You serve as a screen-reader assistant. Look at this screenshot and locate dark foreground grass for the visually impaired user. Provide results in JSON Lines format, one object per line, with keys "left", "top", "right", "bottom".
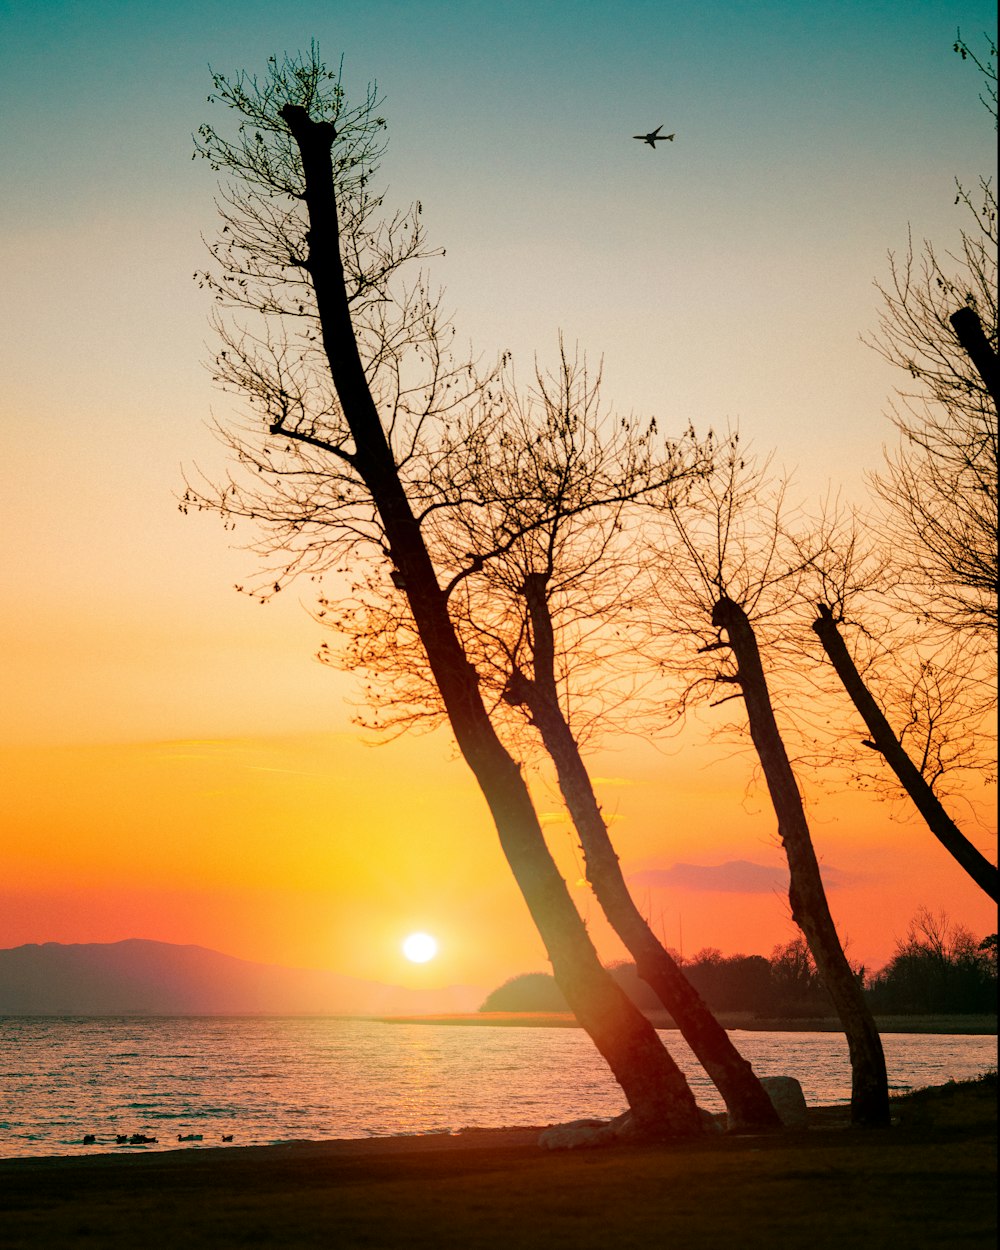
{"left": 1, "top": 1074, "right": 995, "bottom": 1250}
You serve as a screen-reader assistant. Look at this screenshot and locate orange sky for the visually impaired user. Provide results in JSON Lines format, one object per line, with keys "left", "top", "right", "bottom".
{"left": 2, "top": 723, "right": 994, "bottom": 991}
{"left": 0, "top": 3, "right": 995, "bottom": 996}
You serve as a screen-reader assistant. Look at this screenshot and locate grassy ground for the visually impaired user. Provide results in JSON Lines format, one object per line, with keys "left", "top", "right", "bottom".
{"left": 1, "top": 1074, "right": 994, "bottom": 1249}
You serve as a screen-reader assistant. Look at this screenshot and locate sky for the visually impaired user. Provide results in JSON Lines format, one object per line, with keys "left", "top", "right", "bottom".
{"left": 0, "top": 0, "right": 996, "bottom": 997}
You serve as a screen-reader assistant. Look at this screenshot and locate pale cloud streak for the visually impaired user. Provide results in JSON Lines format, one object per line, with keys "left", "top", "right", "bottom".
{"left": 629, "top": 859, "right": 852, "bottom": 895}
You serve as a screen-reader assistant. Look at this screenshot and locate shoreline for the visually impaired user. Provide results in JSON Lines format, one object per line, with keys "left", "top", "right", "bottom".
{"left": 3, "top": 1124, "right": 552, "bottom": 1168}
{"left": 2, "top": 1078, "right": 994, "bottom": 1249}
{"left": 374, "top": 1010, "right": 999, "bottom": 1035}
{"left": 1, "top": 1072, "right": 988, "bottom": 1166}
{"left": 4, "top": 1100, "right": 868, "bottom": 1167}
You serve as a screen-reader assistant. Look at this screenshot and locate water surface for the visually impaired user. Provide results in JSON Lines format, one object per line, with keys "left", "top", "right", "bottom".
{"left": 1, "top": 1016, "right": 994, "bottom": 1157}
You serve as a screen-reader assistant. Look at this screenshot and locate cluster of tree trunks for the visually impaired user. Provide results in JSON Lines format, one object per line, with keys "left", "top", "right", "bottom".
{"left": 201, "top": 69, "right": 998, "bottom": 1141}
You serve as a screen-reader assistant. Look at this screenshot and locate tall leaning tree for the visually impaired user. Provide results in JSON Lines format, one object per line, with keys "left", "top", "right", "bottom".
{"left": 419, "top": 360, "right": 782, "bottom": 1131}
{"left": 652, "top": 449, "right": 890, "bottom": 1127}
{"left": 793, "top": 509, "right": 998, "bottom": 903}
{"left": 186, "top": 48, "right": 704, "bottom": 1137}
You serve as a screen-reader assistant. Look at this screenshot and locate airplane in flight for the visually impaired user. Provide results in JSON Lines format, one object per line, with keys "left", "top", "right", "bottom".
{"left": 633, "top": 125, "right": 675, "bottom": 148}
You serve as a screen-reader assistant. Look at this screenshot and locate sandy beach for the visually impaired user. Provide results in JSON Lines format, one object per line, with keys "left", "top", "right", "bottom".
{"left": 2, "top": 1077, "right": 994, "bottom": 1249}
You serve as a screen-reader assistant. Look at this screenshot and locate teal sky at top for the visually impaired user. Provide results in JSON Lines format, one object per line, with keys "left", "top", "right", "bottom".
{"left": 0, "top": 0, "right": 996, "bottom": 745}
{"left": 3, "top": 1, "right": 993, "bottom": 217}
{"left": 3, "top": 1, "right": 994, "bottom": 423}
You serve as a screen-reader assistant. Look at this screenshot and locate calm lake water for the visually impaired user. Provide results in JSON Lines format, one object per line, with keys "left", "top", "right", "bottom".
{"left": 0, "top": 1016, "right": 995, "bottom": 1158}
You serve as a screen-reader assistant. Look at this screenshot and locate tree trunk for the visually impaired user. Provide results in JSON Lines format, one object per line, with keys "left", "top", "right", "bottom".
{"left": 949, "top": 306, "right": 1000, "bottom": 408}
{"left": 503, "top": 573, "right": 782, "bottom": 1130}
{"left": 712, "top": 595, "right": 890, "bottom": 1127}
{"left": 279, "top": 104, "right": 703, "bottom": 1137}
{"left": 813, "top": 604, "right": 998, "bottom": 902}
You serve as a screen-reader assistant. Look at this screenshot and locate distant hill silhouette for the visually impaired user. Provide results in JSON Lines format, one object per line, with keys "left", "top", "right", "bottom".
{"left": 479, "top": 972, "right": 570, "bottom": 1012}
{"left": 0, "top": 939, "right": 482, "bottom": 1016}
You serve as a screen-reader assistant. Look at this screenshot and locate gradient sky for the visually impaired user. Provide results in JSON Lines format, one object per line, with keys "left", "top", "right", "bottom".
{"left": 1, "top": 0, "right": 996, "bottom": 992}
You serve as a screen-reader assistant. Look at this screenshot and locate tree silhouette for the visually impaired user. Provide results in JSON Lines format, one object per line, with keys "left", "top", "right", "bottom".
{"left": 787, "top": 505, "right": 998, "bottom": 903}
{"left": 653, "top": 449, "right": 890, "bottom": 1126}
{"left": 415, "top": 360, "right": 782, "bottom": 1129}
{"left": 187, "top": 47, "right": 704, "bottom": 1137}
{"left": 866, "top": 35, "right": 997, "bottom": 641}
{"left": 312, "top": 337, "right": 782, "bottom": 1127}
{"left": 866, "top": 907, "right": 998, "bottom": 1014}
{"left": 812, "top": 603, "right": 998, "bottom": 901}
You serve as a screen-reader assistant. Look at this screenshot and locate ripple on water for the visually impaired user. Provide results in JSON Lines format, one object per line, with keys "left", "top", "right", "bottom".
{"left": 0, "top": 1016, "right": 994, "bottom": 1157}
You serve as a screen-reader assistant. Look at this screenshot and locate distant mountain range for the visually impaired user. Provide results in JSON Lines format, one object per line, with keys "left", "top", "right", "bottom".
{"left": 0, "top": 939, "right": 484, "bottom": 1016}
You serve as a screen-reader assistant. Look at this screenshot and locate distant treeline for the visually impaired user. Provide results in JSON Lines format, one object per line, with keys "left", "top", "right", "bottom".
{"left": 480, "top": 917, "right": 998, "bottom": 1018}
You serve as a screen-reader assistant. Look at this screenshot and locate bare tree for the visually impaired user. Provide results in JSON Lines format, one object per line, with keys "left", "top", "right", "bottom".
{"left": 410, "top": 358, "right": 782, "bottom": 1130}
{"left": 323, "top": 347, "right": 683, "bottom": 745}
{"left": 503, "top": 577, "right": 781, "bottom": 1130}
{"left": 685, "top": 39, "right": 1000, "bottom": 918}
{"left": 654, "top": 449, "right": 891, "bottom": 1126}
{"left": 187, "top": 48, "right": 705, "bottom": 1137}
{"left": 710, "top": 597, "right": 889, "bottom": 1126}
{"left": 811, "top": 603, "right": 997, "bottom": 901}
{"left": 866, "top": 35, "right": 998, "bottom": 640}
{"left": 787, "top": 504, "right": 998, "bottom": 902}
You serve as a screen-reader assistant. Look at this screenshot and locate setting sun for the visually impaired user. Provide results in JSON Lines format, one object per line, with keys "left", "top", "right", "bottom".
{"left": 402, "top": 933, "right": 438, "bottom": 963}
